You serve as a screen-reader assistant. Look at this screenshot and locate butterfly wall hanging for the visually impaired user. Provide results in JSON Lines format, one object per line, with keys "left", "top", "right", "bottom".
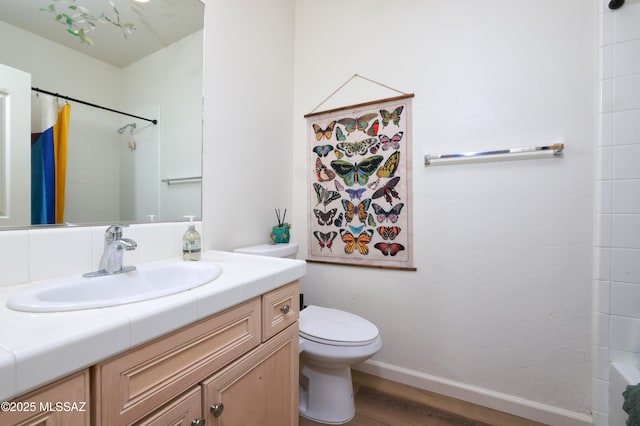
{"left": 305, "top": 93, "right": 415, "bottom": 270}
{"left": 312, "top": 121, "right": 336, "bottom": 141}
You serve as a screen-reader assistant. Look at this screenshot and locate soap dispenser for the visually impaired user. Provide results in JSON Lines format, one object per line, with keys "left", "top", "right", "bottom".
{"left": 182, "top": 215, "right": 201, "bottom": 261}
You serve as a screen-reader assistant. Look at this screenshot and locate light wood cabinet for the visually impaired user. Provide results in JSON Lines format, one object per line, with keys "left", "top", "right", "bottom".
{"left": 91, "top": 297, "right": 262, "bottom": 425}
{"left": 0, "top": 370, "right": 90, "bottom": 426}
{"left": 134, "top": 387, "right": 202, "bottom": 426}
{"left": 1, "top": 282, "right": 300, "bottom": 426}
{"left": 203, "top": 323, "right": 299, "bottom": 425}
{"left": 262, "top": 282, "right": 299, "bottom": 341}
{"left": 93, "top": 280, "right": 300, "bottom": 425}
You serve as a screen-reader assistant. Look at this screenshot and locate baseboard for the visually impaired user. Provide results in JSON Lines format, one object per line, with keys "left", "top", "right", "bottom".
{"left": 354, "top": 360, "right": 593, "bottom": 426}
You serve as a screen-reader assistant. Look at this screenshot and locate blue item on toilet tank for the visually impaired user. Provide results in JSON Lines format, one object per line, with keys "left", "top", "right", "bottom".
{"left": 624, "top": 383, "right": 640, "bottom": 426}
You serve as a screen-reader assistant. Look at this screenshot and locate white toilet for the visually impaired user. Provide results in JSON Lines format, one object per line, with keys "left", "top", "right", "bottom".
{"left": 232, "top": 241, "right": 300, "bottom": 259}
{"left": 233, "top": 242, "right": 383, "bottom": 425}
{"left": 298, "top": 305, "right": 382, "bottom": 424}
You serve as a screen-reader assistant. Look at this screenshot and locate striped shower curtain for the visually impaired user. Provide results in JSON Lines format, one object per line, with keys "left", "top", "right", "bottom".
{"left": 31, "top": 94, "right": 70, "bottom": 225}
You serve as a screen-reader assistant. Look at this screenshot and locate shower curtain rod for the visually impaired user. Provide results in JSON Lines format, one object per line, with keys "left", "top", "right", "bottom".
{"left": 31, "top": 87, "right": 158, "bottom": 125}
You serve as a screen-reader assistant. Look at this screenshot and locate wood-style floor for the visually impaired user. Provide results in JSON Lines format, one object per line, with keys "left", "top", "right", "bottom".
{"left": 299, "top": 371, "right": 548, "bottom": 426}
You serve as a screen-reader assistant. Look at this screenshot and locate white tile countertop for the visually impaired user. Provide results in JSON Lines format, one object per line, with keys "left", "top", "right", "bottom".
{"left": 0, "top": 250, "right": 306, "bottom": 401}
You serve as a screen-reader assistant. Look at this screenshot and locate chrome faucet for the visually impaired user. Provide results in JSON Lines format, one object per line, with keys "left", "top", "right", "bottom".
{"left": 83, "top": 225, "right": 137, "bottom": 278}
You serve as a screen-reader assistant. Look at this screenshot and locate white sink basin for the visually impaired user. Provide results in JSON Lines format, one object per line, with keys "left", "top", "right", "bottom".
{"left": 6, "top": 261, "right": 222, "bottom": 312}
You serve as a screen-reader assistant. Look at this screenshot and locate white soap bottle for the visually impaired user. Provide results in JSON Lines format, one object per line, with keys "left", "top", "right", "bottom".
{"left": 182, "top": 215, "right": 201, "bottom": 261}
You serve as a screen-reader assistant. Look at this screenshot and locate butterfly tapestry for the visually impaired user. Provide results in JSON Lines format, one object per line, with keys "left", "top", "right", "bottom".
{"left": 371, "top": 132, "right": 404, "bottom": 153}
{"left": 315, "top": 158, "right": 335, "bottom": 182}
{"left": 313, "top": 145, "right": 334, "bottom": 157}
{"left": 374, "top": 241, "right": 405, "bottom": 256}
{"left": 337, "top": 113, "right": 377, "bottom": 134}
{"left": 313, "top": 208, "right": 337, "bottom": 226}
{"left": 306, "top": 94, "right": 414, "bottom": 269}
{"left": 312, "top": 121, "right": 337, "bottom": 141}
{"left": 345, "top": 188, "right": 366, "bottom": 200}
{"left": 340, "top": 229, "right": 373, "bottom": 255}
{"left": 372, "top": 202, "right": 404, "bottom": 223}
{"left": 379, "top": 106, "right": 404, "bottom": 128}
{"left": 366, "top": 120, "right": 379, "bottom": 136}
{"left": 330, "top": 155, "right": 383, "bottom": 187}
{"left": 372, "top": 176, "right": 401, "bottom": 204}
{"left": 376, "top": 151, "right": 400, "bottom": 178}
{"left": 342, "top": 198, "right": 371, "bottom": 223}
{"left": 374, "top": 225, "right": 404, "bottom": 256}
{"left": 336, "top": 138, "right": 378, "bottom": 157}
{"left": 313, "top": 231, "right": 337, "bottom": 251}
{"left": 313, "top": 183, "right": 341, "bottom": 207}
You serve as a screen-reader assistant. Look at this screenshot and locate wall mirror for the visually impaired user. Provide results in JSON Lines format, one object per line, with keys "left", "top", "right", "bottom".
{"left": 0, "top": 0, "right": 204, "bottom": 229}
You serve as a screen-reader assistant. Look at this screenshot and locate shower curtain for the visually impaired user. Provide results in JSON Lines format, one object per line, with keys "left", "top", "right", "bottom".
{"left": 31, "top": 93, "right": 70, "bottom": 225}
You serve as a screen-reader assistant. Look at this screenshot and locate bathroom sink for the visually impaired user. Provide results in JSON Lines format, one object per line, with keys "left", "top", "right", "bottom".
{"left": 6, "top": 261, "right": 222, "bottom": 313}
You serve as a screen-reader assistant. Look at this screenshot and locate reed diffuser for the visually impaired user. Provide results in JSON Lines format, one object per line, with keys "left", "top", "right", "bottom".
{"left": 271, "top": 208, "right": 291, "bottom": 244}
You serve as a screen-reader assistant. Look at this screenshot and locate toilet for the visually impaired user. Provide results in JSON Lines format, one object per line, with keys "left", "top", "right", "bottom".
{"left": 232, "top": 241, "right": 300, "bottom": 259}
{"left": 233, "top": 242, "right": 383, "bottom": 425}
{"left": 298, "top": 305, "right": 382, "bottom": 424}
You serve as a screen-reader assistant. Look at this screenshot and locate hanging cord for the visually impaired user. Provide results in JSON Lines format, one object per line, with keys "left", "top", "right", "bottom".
{"left": 308, "top": 73, "right": 409, "bottom": 115}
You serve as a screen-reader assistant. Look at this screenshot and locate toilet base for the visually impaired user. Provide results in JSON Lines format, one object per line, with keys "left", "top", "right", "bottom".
{"left": 299, "top": 359, "right": 355, "bottom": 424}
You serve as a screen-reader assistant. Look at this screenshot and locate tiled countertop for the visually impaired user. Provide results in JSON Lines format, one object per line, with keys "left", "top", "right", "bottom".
{"left": 0, "top": 250, "right": 306, "bottom": 401}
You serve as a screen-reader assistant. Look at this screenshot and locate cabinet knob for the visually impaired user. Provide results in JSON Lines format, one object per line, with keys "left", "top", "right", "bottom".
{"left": 280, "top": 304, "right": 290, "bottom": 314}
{"left": 210, "top": 403, "right": 224, "bottom": 417}
{"left": 191, "top": 419, "right": 205, "bottom": 426}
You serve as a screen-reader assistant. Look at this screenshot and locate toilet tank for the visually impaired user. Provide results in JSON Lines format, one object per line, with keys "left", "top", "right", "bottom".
{"left": 233, "top": 242, "right": 299, "bottom": 259}
{"left": 610, "top": 362, "right": 640, "bottom": 426}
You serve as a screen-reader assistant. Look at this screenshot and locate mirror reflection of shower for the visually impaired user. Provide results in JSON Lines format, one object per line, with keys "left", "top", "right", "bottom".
{"left": 117, "top": 123, "right": 137, "bottom": 151}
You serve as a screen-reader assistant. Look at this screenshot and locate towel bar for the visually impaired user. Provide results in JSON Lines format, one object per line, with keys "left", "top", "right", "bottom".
{"left": 424, "top": 143, "right": 564, "bottom": 166}
{"left": 161, "top": 176, "right": 202, "bottom": 185}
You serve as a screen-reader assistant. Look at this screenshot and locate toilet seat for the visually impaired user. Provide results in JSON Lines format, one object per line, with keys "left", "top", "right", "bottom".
{"left": 299, "top": 305, "right": 379, "bottom": 347}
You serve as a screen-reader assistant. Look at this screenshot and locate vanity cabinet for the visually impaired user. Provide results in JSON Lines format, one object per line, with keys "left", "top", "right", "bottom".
{"left": 203, "top": 323, "right": 298, "bottom": 425}
{"left": 92, "top": 281, "right": 300, "bottom": 425}
{"left": 134, "top": 387, "right": 202, "bottom": 426}
{"left": 0, "top": 370, "right": 90, "bottom": 425}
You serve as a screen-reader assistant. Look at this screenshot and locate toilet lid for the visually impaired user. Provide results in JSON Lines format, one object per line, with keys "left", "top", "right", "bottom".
{"left": 299, "top": 305, "right": 380, "bottom": 347}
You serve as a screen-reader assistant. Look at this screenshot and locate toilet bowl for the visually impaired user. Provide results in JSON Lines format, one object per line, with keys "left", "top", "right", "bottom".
{"left": 298, "top": 305, "right": 382, "bottom": 424}
{"left": 233, "top": 242, "right": 382, "bottom": 425}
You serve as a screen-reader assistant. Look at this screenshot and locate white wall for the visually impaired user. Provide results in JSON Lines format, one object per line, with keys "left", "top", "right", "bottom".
{"left": 201, "top": 0, "right": 295, "bottom": 250}
{"left": 292, "top": 1, "right": 596, "bottom": 424}
{"left": 594, "top": 1, "right": 640, "bottom": 424}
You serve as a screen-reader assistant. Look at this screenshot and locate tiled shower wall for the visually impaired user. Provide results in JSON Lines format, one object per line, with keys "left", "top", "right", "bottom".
{"left": 594, "top": 1, "right": 640, "bottom": 424}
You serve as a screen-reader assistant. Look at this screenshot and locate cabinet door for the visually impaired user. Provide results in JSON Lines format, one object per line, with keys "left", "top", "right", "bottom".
{"left": 0, "top": 370, "right": 90, "bottom": 426}
{"left": 202, "top": 323, "right": 299, "bottom": 426}
{"left": 134, "top": 387, "right": 202, "bottom": 426}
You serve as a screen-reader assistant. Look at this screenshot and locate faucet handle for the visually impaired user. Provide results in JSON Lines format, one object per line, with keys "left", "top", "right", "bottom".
{"left": 105, "top": 224, "right": 129, "bottom": 240}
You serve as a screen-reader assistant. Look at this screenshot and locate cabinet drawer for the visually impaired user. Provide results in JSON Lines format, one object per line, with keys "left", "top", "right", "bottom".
{"left": 0, "top": 370, "right": 90, "bottom": 425}
{"left": 92, "top": 297, "right": 261, "bottom": 425}
{"left": 262, "top": 281, "right": 299, "bottom": 341}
